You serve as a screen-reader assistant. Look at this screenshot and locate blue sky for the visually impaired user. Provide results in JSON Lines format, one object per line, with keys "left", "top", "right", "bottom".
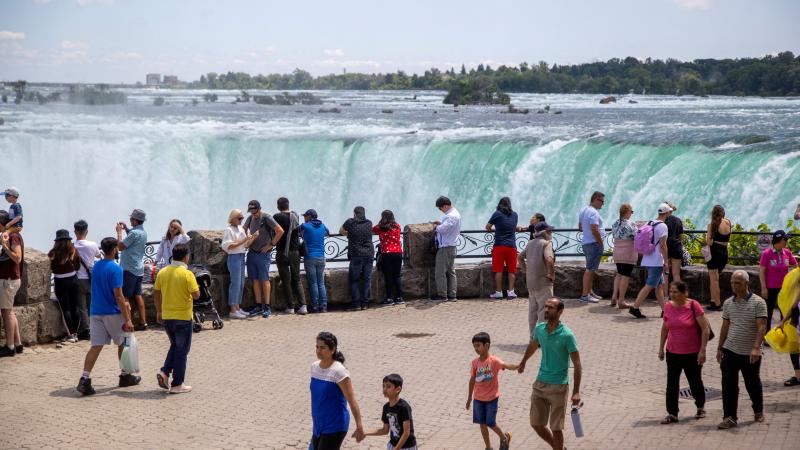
{"left": 1, "top": 0, "right": 798, "bottom": 83}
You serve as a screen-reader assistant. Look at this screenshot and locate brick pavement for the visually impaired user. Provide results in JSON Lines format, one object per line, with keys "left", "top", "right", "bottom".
{"left": 1, "top": 298, "right": 799, "bottom": 450}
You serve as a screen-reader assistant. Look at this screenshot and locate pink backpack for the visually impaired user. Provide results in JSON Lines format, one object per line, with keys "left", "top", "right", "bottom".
{"left": 634, "top": 221, "right": 662, "bottom": 255}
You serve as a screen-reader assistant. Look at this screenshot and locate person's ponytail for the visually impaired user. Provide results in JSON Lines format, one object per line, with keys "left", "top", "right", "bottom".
{"left": 333, "top": 350, "right": 346, "bottom": 364}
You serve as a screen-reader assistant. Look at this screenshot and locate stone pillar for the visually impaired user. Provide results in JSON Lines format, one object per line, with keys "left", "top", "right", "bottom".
{"left": 404, "top": 223, "right": 436, "bottom": 269}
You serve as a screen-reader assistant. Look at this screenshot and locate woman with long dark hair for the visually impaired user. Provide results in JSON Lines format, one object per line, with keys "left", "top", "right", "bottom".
{"left": 705, "top": 205, "right": 731, "bottom": 310}
{"left": 155, "top": 219, "right": 190, "bottom": 269}
{"left": 310, "top": 331, "right": 364, "bottom": 449}
{"left": 486, "top": 197, "right": 519, "bottom": 300}
{"left": 48, "top": 229, "right": 82, "bottom": 342}
{"left": 373, "top": 210, "right": 404, "bottom": 305}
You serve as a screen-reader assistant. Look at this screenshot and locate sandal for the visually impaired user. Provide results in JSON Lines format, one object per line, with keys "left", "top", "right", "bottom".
{"left": 660, "top": 414, "right": 679, "bottom": 424}
{"left": 784, "top": 376, "right": 800, "bottom": 386}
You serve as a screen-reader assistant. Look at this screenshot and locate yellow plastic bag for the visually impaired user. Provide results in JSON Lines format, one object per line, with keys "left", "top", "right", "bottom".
{"left": 765, "top": 324, "right": 799, "bottom": 354}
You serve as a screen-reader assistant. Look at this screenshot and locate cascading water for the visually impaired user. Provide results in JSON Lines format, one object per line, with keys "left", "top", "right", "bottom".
{"left": 1, "top": 89, "right": 798, "bottom": 252}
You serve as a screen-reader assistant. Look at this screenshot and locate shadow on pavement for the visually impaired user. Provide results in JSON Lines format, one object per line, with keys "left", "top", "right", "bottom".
{"left": 109, "top": 389, "right": 167, "bottom": 400}
{"left": 49, "top": 385, "right": 116, "bottom": 398}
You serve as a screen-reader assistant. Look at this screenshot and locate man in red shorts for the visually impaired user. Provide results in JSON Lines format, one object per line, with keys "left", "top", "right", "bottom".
{"left": 486, "top": 197, "right": 520, "bottom": 300}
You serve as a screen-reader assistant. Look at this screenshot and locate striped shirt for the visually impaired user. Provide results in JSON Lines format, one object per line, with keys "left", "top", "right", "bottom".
{"left": 721, "top": 293, "right": 768, "bottom": 356}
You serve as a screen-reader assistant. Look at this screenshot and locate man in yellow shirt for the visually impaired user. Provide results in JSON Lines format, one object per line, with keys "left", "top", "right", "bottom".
{"left": 154, "top": 243, "right": 199, "bottom": 394}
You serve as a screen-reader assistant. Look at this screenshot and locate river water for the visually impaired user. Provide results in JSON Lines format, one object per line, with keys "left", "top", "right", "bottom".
{"left": 1, "top": 89, "right": 799, "bottom": 252}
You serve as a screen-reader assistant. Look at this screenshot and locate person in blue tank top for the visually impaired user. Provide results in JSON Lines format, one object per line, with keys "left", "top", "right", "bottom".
{"left": 310, "top": 331, "right": 364, "bottom": 449}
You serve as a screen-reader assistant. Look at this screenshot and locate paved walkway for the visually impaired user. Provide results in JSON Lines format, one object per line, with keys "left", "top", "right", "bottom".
{"left": 1, "top": 298, "right": 799, "bottom": 450}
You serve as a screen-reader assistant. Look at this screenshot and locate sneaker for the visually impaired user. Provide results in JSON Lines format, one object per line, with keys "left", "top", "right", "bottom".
{"left": 706, "top": 303, "right": 722, "bottom": 312}
{"left": 0, "top": 346, "right": 15, "bottom": 358}
{"left": 628, "top": 307, "right": 646, "bottom": 319}
{"left": 65, "top": 334, "right": 79, "bottom": 343}
{"left": 430, "top": 295, "right": 446, "bottom": 301}
{"left": 119, "top": 373, "right": 142, "bottom": 387}
{"left": 660, "top": 414, "right": 679, "bottom": 424}
{"left": 589, "top": 291, "right": 602, "bottom": 300}
{"left": 320, "top": 307, "right": 328, "bottom": 313}
{"left": 156, "top": 371, "right": 170, "bottom": 390}
{"left": 297, "top": 305, "right": 308, "bottom": 315}
{"left": 394, "top": 297, "right": 405, "bottom": 305}
{"left": 380, "top": 298, "right": 395, "bottom": 306}
{"left": 447, "top": 297, "right": 458, "bottom": 302}
{"left": 231, "top": 310, "right": 247, "bottom": 319}
{"left": 15, "top": 344, "right": 23, "bottom": 354}
{"left": 580, "top": 295, "right": 599, "bottom": 303}
{"left": 717, "top": 417, "right": 737, "bottom": 429}
{"left": 285, "top": 308, "right": 295, "bottom": 315}
{"left": 754, "top": 412, "right": 764, "bottom": 423}
{"left": 695, "top": 409, "right": 706, "bottom": 419}
{"left": 77, "top": 377, "right": 96, "bottom": 396}
{"left": 248, "top": 306, "right": 263, "bottom": 317}
{"left": 507, "top": 290, "right": 518, "bottom": 299}
{"left": 261, "top": 306, "right": 271, "bottom": 318}
{"left": 499, "top": 431, "right": 512, "bottom": 450}
{"left": 489, "top": 291, "right": 504, "bottom": 300}
{"left": 133, "top": 323, "right": 148, "bottom": 332}
{"left": 169, "top": 384, "right": 192, "bottom": 394}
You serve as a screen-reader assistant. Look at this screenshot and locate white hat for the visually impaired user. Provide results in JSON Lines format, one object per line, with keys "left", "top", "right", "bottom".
{"left": 657, "top": 203, "right": 673, "bottom": 214}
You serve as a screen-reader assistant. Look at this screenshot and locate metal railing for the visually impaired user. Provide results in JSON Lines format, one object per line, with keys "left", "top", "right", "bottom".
{"left": 142, "top": 229, "right": 798, "bottom": 266}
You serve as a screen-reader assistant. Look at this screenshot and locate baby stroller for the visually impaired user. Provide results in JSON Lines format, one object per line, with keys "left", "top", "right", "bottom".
{"left": 189, "top": 264, "right": 223, "bottom": 333}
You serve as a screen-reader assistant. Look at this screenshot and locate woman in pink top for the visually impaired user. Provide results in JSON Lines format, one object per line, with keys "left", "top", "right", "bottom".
{"left": 658, "top": 281, "right": 711, "bottom": 424}
{"left": 759, "top": 229, "right": 799, "bottom": 386}
{"left": 759, "top": 230, "right": 797, "bottom": 331}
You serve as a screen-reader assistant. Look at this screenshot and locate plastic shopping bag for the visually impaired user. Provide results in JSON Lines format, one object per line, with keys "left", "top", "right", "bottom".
{"left": 764, "top": 324, "right": 799, "bottom": 354}
{"left": 119, "top": 332, "right": 140, "bottom": 374}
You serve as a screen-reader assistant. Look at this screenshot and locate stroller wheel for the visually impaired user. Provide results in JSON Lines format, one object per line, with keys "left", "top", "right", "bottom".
{"left": 200, "top": 313, "right": 206, "bottom": 322}
{"left": 192, "top": 323, "right": 202, "bottom": 333}
{"left": 217, "top": 320, "right": 223, "bottom": 329}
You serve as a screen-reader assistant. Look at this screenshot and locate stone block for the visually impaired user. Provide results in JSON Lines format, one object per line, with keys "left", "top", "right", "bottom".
{"left": 404, "top": 223, "right": 436, "bottom": 269}
{"left": 455, "top": 264, "right": 484, "bottom": 298}
{"left": 188, "top": 230, "right": 227, "bottom": 275}
{"left": 37, "top": 300, "right": 68, "bottom": 343}
{"left": 15, "top": 248, "right": 52, "bottom": 305}
{"left": 401, "top": 267, "right": 431, "bottom": 299}
{"left": 326, "top": 268, "right": 351, "bottom": 305}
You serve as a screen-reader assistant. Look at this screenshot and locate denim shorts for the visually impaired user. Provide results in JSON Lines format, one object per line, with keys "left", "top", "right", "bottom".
{"left": 582, "top": 242, "right": 603, "bottom": 271}
{"left": 645, "top": 266, "right": 664, "bottom": 287}
{"left": 122, "top": 271, "right": 143, "bottom": 299}
{"left": 246, "top": 250, "right": 272, "bottom": 281}
{"left": 472, "top": 397, "right": 499, "bottom": 426}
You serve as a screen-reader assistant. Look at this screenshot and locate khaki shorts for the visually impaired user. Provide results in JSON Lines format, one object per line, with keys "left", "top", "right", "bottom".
{"left": 0, "top": 278, "right": 21, "bottom": 309}
{"left": 89, "top": 314, "right": 126, "bottom": 346}
{"left": 530, "top": 380, "right": 569, "bottom": 431}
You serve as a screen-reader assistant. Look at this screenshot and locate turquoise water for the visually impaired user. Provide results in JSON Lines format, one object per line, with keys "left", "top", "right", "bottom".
{"left": 0, "top": 89, "right": 798, "bottom": 251}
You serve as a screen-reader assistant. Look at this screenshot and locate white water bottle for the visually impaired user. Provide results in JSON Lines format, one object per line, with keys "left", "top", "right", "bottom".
{"left": 571, "top": 403, "right": 585, "bottom": 438}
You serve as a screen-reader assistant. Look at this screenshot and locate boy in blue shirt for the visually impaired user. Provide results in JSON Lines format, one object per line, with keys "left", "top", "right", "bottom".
{"left": 3, "top": 187, "right": 22, "bottom": 230}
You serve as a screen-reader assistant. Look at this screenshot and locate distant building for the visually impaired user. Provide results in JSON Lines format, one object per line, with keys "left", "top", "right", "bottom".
{"left": 146, "top": 73, "right": 161, "bottom": 86}
{"left": 162, "top": 75, "right": 179, "bottom": 86}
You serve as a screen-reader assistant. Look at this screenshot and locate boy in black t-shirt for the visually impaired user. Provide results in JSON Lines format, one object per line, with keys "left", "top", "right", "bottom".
{"left": 360, "top": 373, "right": 417, "bottom": 450}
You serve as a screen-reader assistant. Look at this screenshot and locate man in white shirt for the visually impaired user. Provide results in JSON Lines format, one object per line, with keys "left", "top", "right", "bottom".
{"left": 74, "top": 220, "right": 101, "bottom": 340}
{"left": 629, "top": 204, "right": 671, "bottom": 319}
{"left": 432, "top": 196, "right": 461, "bottom": 301}
{"left": 577, "top": 191, "right": 605, "bottom": 303}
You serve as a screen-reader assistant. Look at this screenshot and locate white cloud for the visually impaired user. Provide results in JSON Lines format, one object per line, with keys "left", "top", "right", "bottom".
{"left": 673, "top": 0, "right": 712, "bottom": 10}
{"left": 32, "top": 0, "right": 53, "bottom": 4}
{"left": 0, "top": 31, "right": 26, "bottom": 41}
{"left": 323, "top": 48, "right": 344, "bottom": 57}
{"left": 62, "top": 40, "right": 89, "bottom": 50}
{"left": 232, "top": 58, "right": 247, "bottom": 64}
{"left": 53, "top": 50, "right": 87, "bottom": 64}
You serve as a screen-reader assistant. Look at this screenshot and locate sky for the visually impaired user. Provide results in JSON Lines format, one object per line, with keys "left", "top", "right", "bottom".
{"left": 1, "top": 0, "right": 799, "bottom": 83}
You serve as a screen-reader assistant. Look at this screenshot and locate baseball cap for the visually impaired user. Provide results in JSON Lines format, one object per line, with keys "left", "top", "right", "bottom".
{"left": 130, "top": 209, "right": 146, "bottom": 222}
{"left": 3, "top": 187, "right": 19, "bottom": 198}
{"left": 247, "top": 200, "right": 261, "bottom": 212}
{"left": 657, "top": 203, "right": 673, "bottom": 214}
{"left": 534, "top": 221, "right": 554, "bottom": 233}
{"left": 772, "top": 230, "right": 788, "bottom": 244}
{"left": 303, "top": 209, "right": 318, "bottom": 218}
{"left": 54, "top": 229, "right": 72, "bottom": 241}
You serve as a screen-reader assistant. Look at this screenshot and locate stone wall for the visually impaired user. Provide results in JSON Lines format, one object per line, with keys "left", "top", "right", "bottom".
{"left": 2, "top": 226, "right": 763, "bottom": 344}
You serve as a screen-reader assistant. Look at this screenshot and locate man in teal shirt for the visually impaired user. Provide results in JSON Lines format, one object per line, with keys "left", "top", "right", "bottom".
{"left": 518, "top": 298, "right": 583, "bottom": 450}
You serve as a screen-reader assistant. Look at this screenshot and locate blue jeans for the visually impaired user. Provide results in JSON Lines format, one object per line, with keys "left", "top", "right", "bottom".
{"left": 348, "top": 256, "right": 373, "bottom": 308}
{"left": 162, "top": 320, "right": 193, "bottom": 387}
{"left": 227, "top": 253, "right": 246, "bottom": 306}
{"left": 304, "top": 257, "right": 327, "bottom": 310}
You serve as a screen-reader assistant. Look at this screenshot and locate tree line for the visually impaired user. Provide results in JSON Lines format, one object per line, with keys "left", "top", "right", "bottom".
{"left": 188, "top": 52, "right": 800, "bottom": 96}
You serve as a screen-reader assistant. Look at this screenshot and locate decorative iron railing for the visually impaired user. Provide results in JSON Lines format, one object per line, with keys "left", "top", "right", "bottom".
{"left": 142, "top": 229, "right": 797, "bottom": 266}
